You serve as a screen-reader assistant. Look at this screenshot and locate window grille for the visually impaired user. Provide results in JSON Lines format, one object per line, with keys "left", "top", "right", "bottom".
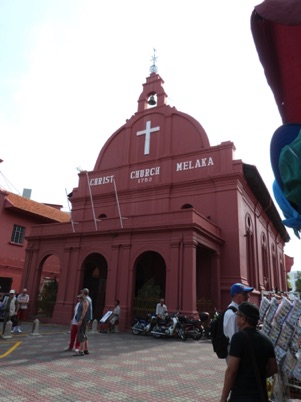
{"left": 11, "top": 224, "right": 25, "bottom": 244}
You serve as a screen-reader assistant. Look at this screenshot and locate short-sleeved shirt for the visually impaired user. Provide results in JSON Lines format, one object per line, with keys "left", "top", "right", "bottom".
{"left": 223, "top": 301, "right": 239, "bottom": 342}
{"left": 228, "top": 327, "right": 275, "bottom": 401}
{"left": 17, "top": 293, "right": 29, "bottom": 310}
{"left": 156, "top": 303, "right": 167, "bottom": 316}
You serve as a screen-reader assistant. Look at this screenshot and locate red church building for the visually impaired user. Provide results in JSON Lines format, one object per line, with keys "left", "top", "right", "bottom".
{"left": 21, "top": 66, "right": 292, "bottom": 330}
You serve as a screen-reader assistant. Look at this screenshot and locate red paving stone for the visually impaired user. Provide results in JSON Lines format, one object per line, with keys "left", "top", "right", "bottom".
{"left": 0, "top": 323, "right": 226, "bottom": 401}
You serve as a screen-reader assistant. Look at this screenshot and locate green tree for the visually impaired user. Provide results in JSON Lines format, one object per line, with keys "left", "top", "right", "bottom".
{"left": 38, "top": 278, "right": 58, "bottom": 316}
{"left": 138, "top": 278, "right": 161, "bottom": 298}
{"left": 294, "top": 271, "right": 301, "bottom": 293}
{"left": 133, "top": 278, "right": 161, "bottom": 317}
{"left": 287, "top": 273, "right": 292, "bottom": 291}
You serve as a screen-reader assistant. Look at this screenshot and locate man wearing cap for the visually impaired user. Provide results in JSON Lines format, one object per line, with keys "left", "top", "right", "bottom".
{"left": 2, "top": 290, "right": 19, "bottom": 334}
{"left": 220, "top": 302, "right": 277, "bottom": 402}
{"left": 73, "top": 288, "right": 92, "bottom": 356}
{"left": 223, "top": 283, "right": 254, "bottom": 357}
{"left": 81, "top": 288, "right": 93, "bottom": 322}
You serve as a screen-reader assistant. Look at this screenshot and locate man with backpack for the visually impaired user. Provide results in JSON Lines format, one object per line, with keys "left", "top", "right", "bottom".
{"left": 210, "top": 283, "right": 254, "bottom": 359}
{"left": 223, "top": 283, "right": 254, "bottom": 358}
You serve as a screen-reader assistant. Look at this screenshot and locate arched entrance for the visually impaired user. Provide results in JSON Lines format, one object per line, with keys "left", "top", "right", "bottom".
{"left": 82, "top": 253, "right": 108, "bottom": 320}
{"left": 37, "top": 254, "right": 61, "bottom": 318}
{"left": 133, "top": 251, "right": 166, "bottom": 317}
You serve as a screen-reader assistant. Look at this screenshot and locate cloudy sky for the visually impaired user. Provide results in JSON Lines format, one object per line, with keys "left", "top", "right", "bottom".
{"left": 1, "top": 1, "right": 299, "bottom": 271}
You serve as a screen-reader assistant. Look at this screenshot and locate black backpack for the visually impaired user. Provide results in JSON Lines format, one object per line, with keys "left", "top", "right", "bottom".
{"left": 210, "top": 306, "right": 237, "bottom": 358}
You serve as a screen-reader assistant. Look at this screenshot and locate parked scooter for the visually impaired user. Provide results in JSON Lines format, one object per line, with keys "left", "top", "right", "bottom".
{"left": 132, "top": 314, "right": 156, "bottom": 335}
{"left": 178, "top": 314, "right": 204, "bottom": 340}
{"left": 151, "top": 313, "right": 186, "bottom": 341}
{"left": 178, "top": 311, "right": 211, "bottom": 340}
{"left": 199, "top": 311, "right": 212, "bottom": 339}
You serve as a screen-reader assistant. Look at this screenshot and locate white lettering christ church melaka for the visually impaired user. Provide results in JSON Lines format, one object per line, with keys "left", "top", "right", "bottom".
{"left": 130, "top": 167, "right": 160, "bottom": 183}
{"left": 176, "top": 157, "right": 214, "bottom": 171}
{"left": 89, "top": 175, "right": 114, "bottom": 186}
{"left": 90, "top": 121, "right": 215, "bottom": 187}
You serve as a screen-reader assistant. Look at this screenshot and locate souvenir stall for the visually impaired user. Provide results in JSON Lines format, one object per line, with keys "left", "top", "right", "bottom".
{"left": 260, "top": 292, "right": 301, "bottom": 401}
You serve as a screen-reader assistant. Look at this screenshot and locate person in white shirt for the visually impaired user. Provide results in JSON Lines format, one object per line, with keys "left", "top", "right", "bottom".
{"left": 16, "top": 288, "right": 29, "bottom": 333}
{"left": 156, "top": 299, "right": 168, "bottom": 320}
{"left": 223, "top": 283, "right": 254, "bottom": 359}
{"left": 108, "top": 299, "right": 121, "bottom": 332}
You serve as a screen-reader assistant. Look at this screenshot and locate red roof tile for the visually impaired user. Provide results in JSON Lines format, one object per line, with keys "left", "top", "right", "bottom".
{"left": 4, "top": 192, "right": 70, "bottom": 223}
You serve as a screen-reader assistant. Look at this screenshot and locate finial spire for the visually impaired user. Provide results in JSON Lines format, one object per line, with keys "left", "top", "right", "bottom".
{"left": 149, "top": 48, "right": 158, "bottom": 74}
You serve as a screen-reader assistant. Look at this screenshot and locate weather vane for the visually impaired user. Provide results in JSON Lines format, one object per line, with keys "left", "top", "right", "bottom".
{"left": 150, "top": 48, "right": 158, "bottom": 74}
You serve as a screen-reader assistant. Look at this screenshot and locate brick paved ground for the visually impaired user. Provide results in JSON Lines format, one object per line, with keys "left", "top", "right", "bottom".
{"left": 0, "top": 322, "right": 226, "bottom": 401}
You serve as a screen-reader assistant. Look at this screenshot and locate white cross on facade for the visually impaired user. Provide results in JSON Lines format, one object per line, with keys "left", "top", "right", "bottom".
{"left": 136, "top": 121, "right": 160, "bottom": 155}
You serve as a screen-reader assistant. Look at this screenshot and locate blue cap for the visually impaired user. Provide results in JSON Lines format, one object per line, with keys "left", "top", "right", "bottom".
{"left": 230, "top": 283, "right": 254, "bottom": 297}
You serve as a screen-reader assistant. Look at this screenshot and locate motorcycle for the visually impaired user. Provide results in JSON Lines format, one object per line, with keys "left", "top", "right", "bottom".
{"left": 200, "top": 311, "right": 212, "bottom": 339}
{"left": 178, "top": 311, "right": 211, "bottom": 340}
{"left": 151, "top": 313, "right": 186, "bottom": 341}
{"left": 178, "top": 315, "right": 203, "bottom": 340}
{"left": 132, "top": 314, "right": 156, "bottom": 335}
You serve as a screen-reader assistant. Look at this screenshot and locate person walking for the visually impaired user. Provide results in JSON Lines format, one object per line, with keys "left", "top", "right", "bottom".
{"left": 16, "top": 288, "right": 29, "bottom": 333}
{"left": 73, "top": 289, "right": 92, "bottom": 356}
{"left": 220, "top": 302, "right": 277, "bottom": 402}
{"left": 223, "top": 283, "right": 254, "bottom": 355}
{"left": 3, "top": 290, "right": 19, "bottom": 334}
{"left": 64, "top": 295, "right": 82, "bottom": 352}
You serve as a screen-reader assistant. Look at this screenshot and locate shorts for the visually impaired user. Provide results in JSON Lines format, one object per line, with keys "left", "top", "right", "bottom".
{"left": 110, "top": 315, "right": 119, "bottom": 325}
{"left": 77, "top": 320, "right": 88, "bottom": 343}
{"left": 17, "top": 309, "right": 27, "bottom": 321}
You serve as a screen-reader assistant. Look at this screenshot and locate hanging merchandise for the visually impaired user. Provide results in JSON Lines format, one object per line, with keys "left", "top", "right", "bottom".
{"left": 259, "top": 292, "right": 301, "bottom": 400}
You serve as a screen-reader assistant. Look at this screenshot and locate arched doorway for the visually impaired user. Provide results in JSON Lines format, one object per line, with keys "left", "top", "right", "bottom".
{"left": 133, "top": 251, "right": 166, "bottom": 317}
{"left": 82, "top": 253, "right": 108, "bottom": 320}
{"left": 37, "top": 254, "right": 61, "bottom": 317}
